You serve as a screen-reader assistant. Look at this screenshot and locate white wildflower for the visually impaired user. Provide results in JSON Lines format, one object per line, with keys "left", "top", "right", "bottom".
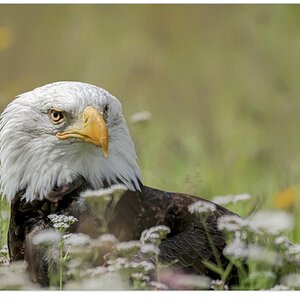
{"left": 247, "top": 244, "right": 264, "bottom": 260}
{"left": 48, "top": 214, "right": 78, "bottom": 230}
{"left": 91, "top": 234, "right": 118, "bottom": 248}
{"left": 47, "top": 214, "right": 61, "bottom": 223}
{"left": 107, "top": 265, "right": 121, "bottom": 272}
{"left": 248, "top": 271, "right": 275, "bottom": 282}
{"left": 131, "top": 272, "right": 143, "bottom": 280}
{"left": 225, "top": 239, "right": 278, "bottom": 265}
{"left": 138, "top": 260, "right": 156, "bottom": 272}
{"left": 248, "top": 210, "right": 294, "bottom": 235}
{"left": 232, "top": 193, "right": 251, "bottom": 202}
{"left": 0, "top": 256, "right": 9, "bottom": 266}
{"left": 131, "top": 272, "right": 150, "bottom": 282}
{"left": 81, "top": 184, "right": 128, "bottom": 199}
{"left": 223, "top": 237, "right": 248, "bottom": 259}
{"left": 218, "top": 215, "right": 248, "bottom": 232}
{"left": 0, "top": 210, "right": 9, "bottom": 220}
{"left": 32, "top": 229, "right": 61, "bottom": 245}
{"left": 158, "top": 269, "right": 211, "bottom": 290}
{"left": 64, "top": 233, "right": 91, "bottom": 246}
{"left": 91, "top": 266, "right": 108, "bottom": 275}
{"left": 140, "top": 244, "right": 160, "bottom": 256}
{"left": 115, "top": 257, "right": 128, "bottom": 265}
{"left": 53, "top": 222, "right": 70, "bottom": 229}
{"left": 82, "top": 266, "right": 108, "bottom": 277}
{"left": 270, "top": 284, "right": 290, "bottom": 291}
{"left": 0, "top": 271, "right": 36, "bottom": 290}
{"left": 247, "top": 244, "right": 278, "bottom": 265}
{"left": 281, "top": 273, "right": 300, "bottom": 288}
{"left": 98, "top": 234, "right": 118, "bottom": 244}
{"left": 116, "top": 241, "right": 141, "bottom": 254}
{"left": 212, "top": 195, "right": 233, "bottom": 205}
{"left": 188, "top": 201, "right": 216, "bottom": 215}
{"left": 130, "top": 111, "right": 153, "bottom": 124}
{"left": 212, "top": 193, "right": 251, "bottom": 206}
{"left": 180, "top": 275, "right": 212, "bottom": 290}
{"left": 66, "top": 272, "right": 130, "bottom": 290}
{"left": 63, "top": 233, "right": 72, "bottom": 239}
{"left": 149, "top": 281, "right": 169, "bottom": 290}
{"left": 65, "top": 215, "right": 78, "bottom": 224}
{"left": 0, "top": 261, "right": 27, "bottom": 273}
{"left": 0, "top": 245, "right": 8, "bottom": 254}
{"left": 140, "top": 225, "right": 170, "bottom": 244}
{"left": 106, "top": 257, "right": 129, "bottom": 270}
{"left": 130, "top": 261, "right": 140, "bottom": 269}
{"left": 285, "top": 244, "right": 300, "bottom": 265}
{"left": 210, "top": 279, "right": 228, "bottom": 290}
{"left": 48, "top": 214, "right": 77, "bottom": 224}
{"left": 235, "top": 230, "right": 247, "bottom": 240}
{"left": 110, "top": 259, "right": 148, "bottom": 271}
{"left": 274, "top": 236, "right": 291, "bottom": 248}
{"left": 287, "top": 244, "right": 300, "bottom": 255}
{"left": 67, "top": 257, "right": 84, "bottom": 270}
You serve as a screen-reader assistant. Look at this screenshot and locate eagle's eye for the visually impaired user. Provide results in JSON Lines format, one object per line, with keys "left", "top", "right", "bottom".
{"left": 49, "top": 109, "right": 65, "bottom": 124}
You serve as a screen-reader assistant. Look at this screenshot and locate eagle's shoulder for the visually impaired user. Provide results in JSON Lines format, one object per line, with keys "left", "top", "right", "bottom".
{"left": 109, "top": 184, "right": 234, "bottom": 241}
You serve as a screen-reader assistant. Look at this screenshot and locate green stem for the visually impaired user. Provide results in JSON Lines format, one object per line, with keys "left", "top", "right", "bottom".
{"left": 202, "top": 261, "right": 224, "bottom": 276}
{"left": 202, "top": 217, "right": 224, "bottom": 271}
{"left": 59, "top": 238, "right": 63, "bottom": 290}
{"left": 222, "top": 261, "right": 233, "bottom": 282}
{"left": 156, "top": 253, "right": 160, "bottom": 283}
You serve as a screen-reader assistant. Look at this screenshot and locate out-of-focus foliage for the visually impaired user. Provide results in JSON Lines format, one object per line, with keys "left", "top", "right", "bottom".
{"left": 1, "top": 190, "right": 300, "bottom": 290}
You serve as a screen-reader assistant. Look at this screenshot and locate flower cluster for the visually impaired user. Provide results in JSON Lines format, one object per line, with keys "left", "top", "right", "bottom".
{"left": 116, "top": 241, "right": 141, "bottom": 255}
{"left": 32, "top": 229, "right": 61, "bottom": 246}
{"left": 140, "top": 243, "right": 160, "bottom": 256}
{"left": 248, "top": 210, "right": 294, "bottom": 235}
{"left": 81, "top": 184, "right": 128, "bottom": 200}
{"left": 210, "top": 279, "right": 228, "bottom": 290}
{"left": 187, "top": 191, "right": 300, "bottom": 290}
{"left": 48, "top": 214, "right": 78, "bottom": 231}
{"left": 2, "top": 185, "right": 300, "bottom": 291}
{"left": 64, "top": 233, "right": 91, "bottom": 247}
{"left": 281, "top": 273, "right": 300, "bottom": 289}
{"left": 218, "top": 215, "right": 248, "bottom": 232}
{"left": 140, "top": 225, "right": 170, "bottom": 245}
{"left": 130, "top": 111, "right": 153, "bottom": 124}
{"left": 0, "top": 246, "right": 8, "bottom": 266}
{"left": 223, "top": 235, "right": 248, "bottom": 259}
{"left": 285, "top": 244, "right": 300, "bottom": 265}
{"left": 188, "top": 200, "right": 216, "bottom": 215}
{"left": 158, "top": 270, "right": 212, "bottom": 290}
{"left": 0, "top": 261, "right": 37, "bottom": 290}
{"left": 212, "top": 193, "right": 251, "bottom": 206}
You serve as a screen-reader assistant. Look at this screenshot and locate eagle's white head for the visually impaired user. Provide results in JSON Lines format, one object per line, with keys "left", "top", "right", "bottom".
{"left": 0, "top": 81, "right": 141, "bottom": 202}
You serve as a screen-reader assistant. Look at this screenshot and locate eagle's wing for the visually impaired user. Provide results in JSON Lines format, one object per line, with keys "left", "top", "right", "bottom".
{"left": 9, "top": 183, "right": 237, "bottom": 286}
{"left": 109, "top": 185, "right": 237, "bottom": 282}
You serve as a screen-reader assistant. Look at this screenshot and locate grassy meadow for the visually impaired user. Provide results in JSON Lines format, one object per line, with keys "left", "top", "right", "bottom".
{"left": 0, "top": 5, "right": 300, "bottom": 290}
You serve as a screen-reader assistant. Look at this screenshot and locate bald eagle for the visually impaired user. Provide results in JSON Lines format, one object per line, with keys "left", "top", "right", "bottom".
{"left": 0, "top": 82, "right": 238, "bottom": 287}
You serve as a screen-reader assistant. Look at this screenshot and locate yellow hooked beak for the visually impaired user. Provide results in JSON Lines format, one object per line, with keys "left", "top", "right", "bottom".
{"left": 56, "top": 106, "right": 109, "bottom": 158}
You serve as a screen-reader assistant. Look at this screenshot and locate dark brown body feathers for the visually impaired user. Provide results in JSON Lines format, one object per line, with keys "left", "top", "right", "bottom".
{"left": 8, "top": 184, "right": 238, "bottom": 287}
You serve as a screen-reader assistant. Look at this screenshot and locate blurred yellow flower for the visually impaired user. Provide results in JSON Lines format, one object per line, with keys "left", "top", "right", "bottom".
{"left": 0, "top": 26, "right": 14, "bottom": 50}
{"left": 273, "top": 187, "right": 297, "bottom": 209}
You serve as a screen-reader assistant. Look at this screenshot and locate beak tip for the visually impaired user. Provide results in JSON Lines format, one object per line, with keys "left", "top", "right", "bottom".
{"left": 103, "top": 149, "right": 109, "bottom": 158}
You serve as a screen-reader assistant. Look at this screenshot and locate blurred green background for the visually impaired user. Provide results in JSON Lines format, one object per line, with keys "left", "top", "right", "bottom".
{"left": 0, "top": 5, "right": 300, "bottom": 221}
